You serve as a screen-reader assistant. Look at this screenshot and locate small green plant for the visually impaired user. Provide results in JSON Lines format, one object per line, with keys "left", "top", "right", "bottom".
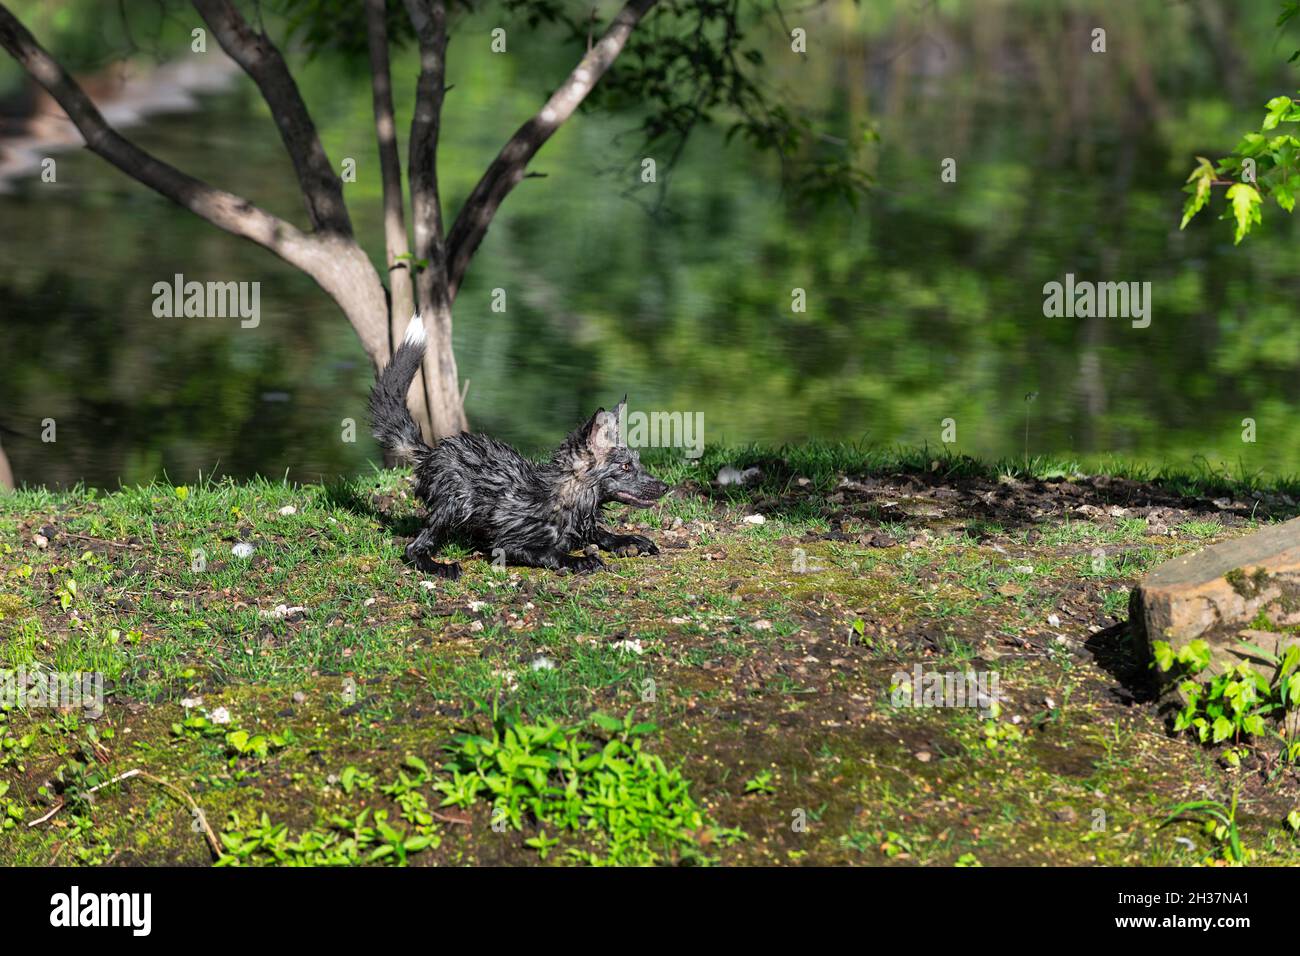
{"left": 743, "top": 770, "right": 777, "bottom": 795}
{"left": 877, "top": 830, "right": 913, "bottom": 859}
{"left": 981, "top": 716, "right": 1023, "bottom": 750}
{"left": 1161, "top": 790, "right": 1247, "bottom": 865}
{"left": 170, "top": 713, "right": 226, "bottom": 740}
{"left": 219, "top": 757, "right": 443, "bottom": 867}
{"left": 1154, "top": 638, "right": 1300, "bottom": 745}
{"left": 337, "top": 765, "right": 376, "bottom": 795}
{"left": 432, "top": 708, "right": 742, "bottom": 865}
{"left": 0, "top": 710, "right": 35, "bottom": 772}
{"left": 0, "top": 780, "right": 24, "bottom": 830}
{"left": 224, "top": 728, "right": 294, "bottom": 764}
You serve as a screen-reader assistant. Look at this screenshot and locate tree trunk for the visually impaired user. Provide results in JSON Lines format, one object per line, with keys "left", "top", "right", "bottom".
{"left": 404, "top": 0, "right": 468, "bottom": 438}
{"left": 365, "top": 0, "right": 436, "bottom": 449}
{"left": 421, "top": 297, "right": 468, "bottom": 436}
{"left": 0, "top": 438, "right": 13, "bottom": 492}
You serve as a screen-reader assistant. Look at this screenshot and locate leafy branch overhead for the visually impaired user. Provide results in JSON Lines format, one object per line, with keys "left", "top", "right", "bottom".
{"left": 1181, "top": 4, "right": 1300, "bottom": 243}
{"left": 283, "top": 0, "right": 874, "bottom": 208}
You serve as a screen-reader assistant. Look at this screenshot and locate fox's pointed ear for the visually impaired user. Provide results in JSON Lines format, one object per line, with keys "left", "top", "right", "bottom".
{"left": 585, "top": 407, "right": 619, "bottom": 458}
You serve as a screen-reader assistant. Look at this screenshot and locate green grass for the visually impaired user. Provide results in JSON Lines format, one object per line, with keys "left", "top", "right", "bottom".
{"left": 3, "top": 444, "right": 1300, "bottom": 866}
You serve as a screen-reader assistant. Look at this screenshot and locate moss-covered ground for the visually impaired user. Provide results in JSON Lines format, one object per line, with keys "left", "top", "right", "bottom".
{"left": 3, "top": 445, "right": 1300, "bottom": 865}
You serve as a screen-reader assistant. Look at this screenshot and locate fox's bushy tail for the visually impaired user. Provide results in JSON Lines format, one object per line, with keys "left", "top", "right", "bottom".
{"left": 370, "top": 314, "right": 433, "bottom": 463}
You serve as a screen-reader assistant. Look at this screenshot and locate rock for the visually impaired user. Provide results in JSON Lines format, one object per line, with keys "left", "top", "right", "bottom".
{"left": 717, "top": 466, "right": 762, "bottom": 486}
{"left": 258, "top": 604, "right": 306, "bottom": 621}
{"left": 1131, "top": 517, "right": 1300, "bottom": 686}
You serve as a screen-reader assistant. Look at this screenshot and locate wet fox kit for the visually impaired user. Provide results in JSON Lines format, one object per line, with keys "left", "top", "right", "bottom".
{"left": 370, "top": 316, "right": 668, "bottom": 578}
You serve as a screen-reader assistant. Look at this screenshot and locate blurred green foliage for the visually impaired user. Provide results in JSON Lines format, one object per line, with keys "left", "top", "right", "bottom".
{"left": 2, "top": 1, "right": 1300, "bottom": 487}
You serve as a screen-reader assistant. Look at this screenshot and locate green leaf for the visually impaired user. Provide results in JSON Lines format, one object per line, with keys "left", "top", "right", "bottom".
{"left": 1224, "top": 182, "right": 1263, "bottom": 244}
{"left": 1211, "top": 716, "right": 1235, "bottom": 743}
{"left": 1233, "top": 640, "right": 1279, "bottom": 666}
{"left": 1263, "top": 95, "right": 1294, "bottom": 131}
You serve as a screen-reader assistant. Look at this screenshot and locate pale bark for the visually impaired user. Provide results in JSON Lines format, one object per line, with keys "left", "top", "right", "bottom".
{"left": 1, "top": 0, "right": 663, "bottom": 451}
{"left": 0, "top": 2, "right": 390, "bottom": 369}
{"left": 404, "top": 0, "right": 467, "bottom": 436}
{"left": 366, "top": 0, "right": 432, "bottom": 446}
{"left": 0, "top": 438, "right": 13, "bottom": 492}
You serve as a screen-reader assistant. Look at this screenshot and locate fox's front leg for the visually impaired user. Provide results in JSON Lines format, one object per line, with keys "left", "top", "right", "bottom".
{"left": 594, "top": 526, "right": 659, "bottom": 557}
{"left": 497, "top": 544, "right": 605, "bottom": 574}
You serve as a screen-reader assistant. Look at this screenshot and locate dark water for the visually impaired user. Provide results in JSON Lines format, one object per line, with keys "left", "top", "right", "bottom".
{"left": 3, "top": 1, "right": 1300, "bottom": 489}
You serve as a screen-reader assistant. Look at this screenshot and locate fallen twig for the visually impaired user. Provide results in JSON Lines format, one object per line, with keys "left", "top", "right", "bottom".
{"left": 61, "top": 530, "right": 143, "bottom": 550}
{"left": 27, "top": 768, "right": 224, "bottom": 860}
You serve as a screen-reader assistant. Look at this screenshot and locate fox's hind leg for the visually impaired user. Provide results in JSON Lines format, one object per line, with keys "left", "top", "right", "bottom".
{"left": 405, "top": 522, "right": 461, "bottom": 580}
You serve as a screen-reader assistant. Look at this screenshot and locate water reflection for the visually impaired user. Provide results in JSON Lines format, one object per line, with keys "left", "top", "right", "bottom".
{"left": 2, "top": 1, "right": 1300, "bottom": 488}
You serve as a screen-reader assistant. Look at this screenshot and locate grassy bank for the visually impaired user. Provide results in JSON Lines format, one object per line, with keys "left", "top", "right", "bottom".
{"left": 2, "top": 444, "right": 1300, "bottom": 865}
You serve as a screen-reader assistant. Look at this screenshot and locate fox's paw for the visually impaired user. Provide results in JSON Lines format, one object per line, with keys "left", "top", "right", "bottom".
{"left": 406, "top": 544, "right": 462, "bottom": 580}
{"left": 611, "top": 534, "right": 659, "bottom": 557}
{"left": 563, "top": 553, "right": 606, "bottom": 574}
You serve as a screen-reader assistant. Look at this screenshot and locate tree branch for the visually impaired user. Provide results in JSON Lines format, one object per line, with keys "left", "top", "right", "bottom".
{"left": 367, "top": 0, "right": 416, "bottom": 330}
{"left": 443, "top": 0, "right": 658, "bottom": 301}
{"left": 404, "top": 0, "right": 450, "bottom": 314}
{"left": 191, "top": 0, "right": 352, "bottom": 235}
{"left": 0, "top": 3, "right": 305, "bottom": 254}
{"left": 0, "top": 3, "right": 390, "bottom": 367}
{"left": 404, "top": 0, "right": 467, "bottom": 436}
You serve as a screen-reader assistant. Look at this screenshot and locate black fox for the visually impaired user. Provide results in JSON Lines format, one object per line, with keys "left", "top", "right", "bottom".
{"left": 369, "top": 315, "right": 668, "bottom": 578}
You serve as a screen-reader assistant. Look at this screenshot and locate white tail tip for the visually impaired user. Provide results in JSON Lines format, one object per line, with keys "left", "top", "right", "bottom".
{"left": 403, "top": 313, "right": 426, "bottom": 347}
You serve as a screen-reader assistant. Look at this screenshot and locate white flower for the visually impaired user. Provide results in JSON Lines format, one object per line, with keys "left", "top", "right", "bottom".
{"left": 209, "top": 706, "right": 232, "bottom": 725}
{"left": 232, "top": 542, "right": 255, "bottom": 559}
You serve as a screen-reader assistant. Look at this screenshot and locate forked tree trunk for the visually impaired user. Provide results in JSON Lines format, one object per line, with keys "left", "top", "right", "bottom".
{"left": 1, "top": 0, "right": 653, "bottom": 453}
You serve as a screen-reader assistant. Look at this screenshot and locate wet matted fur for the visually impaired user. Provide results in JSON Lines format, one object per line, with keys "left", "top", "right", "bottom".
{"left": 369, "top": 315, "right": 668, "bottom": 578}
